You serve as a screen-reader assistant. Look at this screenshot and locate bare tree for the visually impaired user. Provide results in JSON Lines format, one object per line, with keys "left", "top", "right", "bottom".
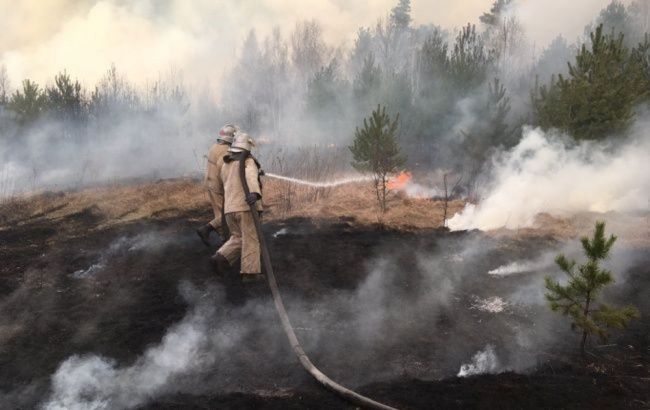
{"left": 262, "top": 27, "right": 289, "bottom": 136}
{"left": 291, "top": 20, "right": 329, "bottom": 85}
{"left": 440, "top": 172, "right": 462, "bottom": 227}
{"left": 0, "top": 64, "right": 9, "bottom": 106}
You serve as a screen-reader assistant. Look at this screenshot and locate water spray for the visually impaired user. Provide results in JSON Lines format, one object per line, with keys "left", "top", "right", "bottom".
{"left": 264, "top": 172, "right": 373, "bottom": 188}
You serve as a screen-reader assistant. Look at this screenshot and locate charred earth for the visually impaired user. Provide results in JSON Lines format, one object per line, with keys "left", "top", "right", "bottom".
{"left": 0, "top": 196, "right": 648, "bottom": 409}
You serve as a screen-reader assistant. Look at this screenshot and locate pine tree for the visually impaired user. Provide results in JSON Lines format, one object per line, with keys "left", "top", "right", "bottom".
{"left": 534, "top": 25, "right": 647, "bottom": 140}
{"left": 417, "top": 30, "right": 450, "bottom": 98}
{"left": 462, "top": 77, "right": 514, "bottom": 163}
{"left": 545, "top": 221, "right": 640, "bottom": 355}
{"left": 8, "top": 79, "right": 47, "bottom": 125}
{"left": 479, "top": 0, "right": 513, "bottom": 27}
{"left": 46, "top": 71, "right": 85, "bottom": 123}
{"left": 353, "top": 53, "right": 382, "bottom": 107}
{"left": 349, "top": 105, "right": 405, "bottom": 213}
{"left": 390, "top": 0, "right": 412, "bottom": 31}
{"left": 450, "top": 24, "right": 494, "bottom": 93}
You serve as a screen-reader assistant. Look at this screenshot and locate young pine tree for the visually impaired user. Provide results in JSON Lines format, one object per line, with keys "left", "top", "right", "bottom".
{"left": 545, "top": 221, "right": 640, "bottom": 355}
{"left": 349, "top": 104, "right": 405, "bottom": 213}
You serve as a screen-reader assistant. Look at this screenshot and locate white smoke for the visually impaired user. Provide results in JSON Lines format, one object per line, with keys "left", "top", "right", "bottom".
{"left": 449, "top": 127, "right": 650, "bottom": 231}
{"left": 488, "top": 260, "right": 550, "bottom": 277}
{"left": 403, "top": 181, "right": 441, "bottom": 199}
{"left": 0, "top": 0, "right": 613, "bottom": 87}
{"left": 457, "top": 345, "right": 500, "bottom": 377}
{"left": 42, "top": 284, "right": 245, "bottom": 410}
{"left": 71, "top": 232, "right": 176, "bottom": 279}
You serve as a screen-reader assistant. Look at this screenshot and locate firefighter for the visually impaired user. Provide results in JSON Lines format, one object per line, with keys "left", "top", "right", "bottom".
{"left": 212, "top": 131, "right": 264, "bottom": 282}
{"left": 196, "top": 124, "right": 238, "bottom": 246}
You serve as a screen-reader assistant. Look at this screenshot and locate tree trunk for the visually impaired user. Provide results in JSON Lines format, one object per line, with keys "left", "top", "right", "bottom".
{"left": 381, "top": 174, "right": 387, "bottom": 213}
{"left": 581, "top": 292, "right": 592, "bottom": 356}
{"left": 442, "top": 173, "right": 449, "bottom": 227}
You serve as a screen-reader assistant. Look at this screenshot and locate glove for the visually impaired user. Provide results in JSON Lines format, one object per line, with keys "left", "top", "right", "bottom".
{"left": 246, "top": 193, "right": 261, "bottom": 206}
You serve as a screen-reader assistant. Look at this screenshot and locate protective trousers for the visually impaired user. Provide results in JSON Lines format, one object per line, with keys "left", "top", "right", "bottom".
{"left": 207, "top": 190, "right": 226, "bottom": 231}
{"left": 217, "top": 211, "right": 261, "bottom": 274}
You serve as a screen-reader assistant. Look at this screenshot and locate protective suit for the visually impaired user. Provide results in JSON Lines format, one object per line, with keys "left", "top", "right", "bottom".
{"left": 214, "top": 133, "right": 263, "bottom": 278}
{"left": 197, "top": 124, "right": 237, "bottom": 246}
{"left": 204, "top": 142, "right": 230, "bottom": 229}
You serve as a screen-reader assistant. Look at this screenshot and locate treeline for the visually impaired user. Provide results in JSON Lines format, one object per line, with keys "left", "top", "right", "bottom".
{"left": 220, "top": 0, "right": 650, "bottom": 170}
{"left": 0, "top": 65, "right": 189, "bottom": 142}
{"left": 1, "top": 0, "right": 649, "bottom": 177}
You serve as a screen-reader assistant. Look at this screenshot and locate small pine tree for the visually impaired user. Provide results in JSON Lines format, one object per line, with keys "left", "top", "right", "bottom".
{"left": 545, "top": 221, "right": 640, "bottom": 355}
{"left": 349, "top": 104, "right": 405, "bottom": 213}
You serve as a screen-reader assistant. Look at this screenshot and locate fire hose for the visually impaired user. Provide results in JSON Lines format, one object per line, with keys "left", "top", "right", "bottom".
{"left": 239, "top": 156, "right": 397, "bottom": 410}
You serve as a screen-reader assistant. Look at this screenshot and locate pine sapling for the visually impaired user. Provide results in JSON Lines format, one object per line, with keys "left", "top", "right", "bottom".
{"left": 349, "top": 104, "right": 405, "bottom": 213}
{"left": 545, "top": 221, "right": 640, "bottom": 355}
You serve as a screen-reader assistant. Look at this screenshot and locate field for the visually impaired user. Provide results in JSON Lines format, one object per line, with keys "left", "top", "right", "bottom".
{"left": 0, "top": 178, "right": 648, "bottom": 409}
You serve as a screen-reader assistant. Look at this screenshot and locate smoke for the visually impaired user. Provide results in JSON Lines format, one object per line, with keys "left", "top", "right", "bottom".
{"left": 457, "top": 345, "right": 500, "bottom": 377}
{"left": 449, "top": 126, "right": 650, "bottom": 231}
{"left": 0, "top": 0, "right": 615, "bottom": 87}
{"left": 0, "top": 220, "right": 642, "bottom": 408}
{"left": 72, "top": 232, "right": 177, "bottom": 279}
{"left": 31, "top": 232, "right": 542, "bottom": 407}
{"left": 0, "top": 0, "right": 633, "bottom": 197}
{"left": 43, "top": 283, "right": 244, "bottom": 410}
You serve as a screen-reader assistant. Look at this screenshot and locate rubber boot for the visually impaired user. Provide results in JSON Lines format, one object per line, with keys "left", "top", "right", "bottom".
{"left": 241, "top": 273, "right": 265, "bottom": 283}
{"left": 196, "top": 224, "right": 214, "bottom": 247}
{"left": 210, "top": 252, "right": 231, "bottom": 274}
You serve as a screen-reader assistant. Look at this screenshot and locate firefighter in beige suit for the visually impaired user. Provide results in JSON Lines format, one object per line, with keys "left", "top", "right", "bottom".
{"left": 211, "top": 132, "right": 264, "bottom": 281}
{"left": 196, "top": 124, "right": 238, "bottom": 246}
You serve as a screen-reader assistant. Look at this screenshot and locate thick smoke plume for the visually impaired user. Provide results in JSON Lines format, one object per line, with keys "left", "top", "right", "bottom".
{"left": 449, "top": 126, "right": 650, "bottom": 231}
{"left": 1, "top": 0, "right": 612, "bottom": 86}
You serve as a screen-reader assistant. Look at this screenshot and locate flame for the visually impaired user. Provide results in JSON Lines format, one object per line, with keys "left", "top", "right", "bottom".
{"left": 387, "top": 171, "right": 412, "bottom": 190}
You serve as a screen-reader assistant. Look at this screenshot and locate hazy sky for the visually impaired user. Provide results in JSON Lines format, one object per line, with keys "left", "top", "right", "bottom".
{"left": 0, "top": 0, "right": 619, "bottom": 89}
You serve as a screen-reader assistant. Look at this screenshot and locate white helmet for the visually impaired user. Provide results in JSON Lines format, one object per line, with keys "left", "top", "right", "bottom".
{"left": 217, "top": 124, "right": 238, "bottom": 144}
{"left": 229, "top": 132, "right": 255, "bottom": 152}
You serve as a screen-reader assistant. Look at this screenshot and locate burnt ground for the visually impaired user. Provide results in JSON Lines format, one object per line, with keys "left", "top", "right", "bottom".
{"left": 0, "top": 205, "right": 648, "bottom": 409}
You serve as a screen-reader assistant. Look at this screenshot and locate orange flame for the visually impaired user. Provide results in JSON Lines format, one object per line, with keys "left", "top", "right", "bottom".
{"left": 387, "top": 171, "right": 412, "bottom": 190}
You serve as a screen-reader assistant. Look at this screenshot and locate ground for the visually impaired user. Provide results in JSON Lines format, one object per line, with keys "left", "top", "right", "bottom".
{"left": 0, "top": 179, "right": 648, "bottom": 409}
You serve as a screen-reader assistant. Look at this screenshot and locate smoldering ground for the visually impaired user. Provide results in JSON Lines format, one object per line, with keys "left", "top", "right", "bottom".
{"left": 0, "top": 214, "right": 647, "bottom": 409}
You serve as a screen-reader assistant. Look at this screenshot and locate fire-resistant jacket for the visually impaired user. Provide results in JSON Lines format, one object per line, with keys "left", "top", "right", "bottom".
{"left": 221, "top": 154, "right": 263, "bottom": 214}
{"left": 204, "top": 142, "right": 230, "bottom": 194}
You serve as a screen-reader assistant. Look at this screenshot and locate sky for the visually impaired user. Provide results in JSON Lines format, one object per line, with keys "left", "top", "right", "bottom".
{"left": 0, "top": 0, "right": 620, "bottom": 89}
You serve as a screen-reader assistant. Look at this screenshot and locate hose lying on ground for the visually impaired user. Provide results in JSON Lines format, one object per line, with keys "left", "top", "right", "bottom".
{"left": 239, "top": 157, "right": 397, "bottom": 410}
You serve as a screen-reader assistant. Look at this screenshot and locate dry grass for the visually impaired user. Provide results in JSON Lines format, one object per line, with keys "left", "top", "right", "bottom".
{"left": 262, "top": 178, "right": 465, "bottom": 229}
{"left": 0, "top": 178, "right": 462, "bottom": 231}
{"left": 1, "top": 178, "right": 647, "bottom": 246}
{"left": 0, "top": 179, "right": 206, "bottom": 230}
